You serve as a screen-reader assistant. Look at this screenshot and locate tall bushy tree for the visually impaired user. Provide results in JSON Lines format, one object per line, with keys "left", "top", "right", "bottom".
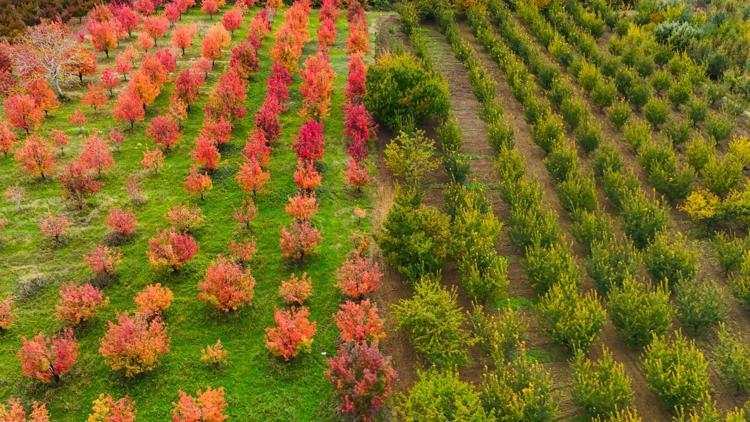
{"left": 15, "top": 135, "right": 55, "bottom": 180}
{"left": 4, "top": 94, "right": 44, "bottom": 134}
{"left": 19, "top": 329, "right": 79, "bottom": 383}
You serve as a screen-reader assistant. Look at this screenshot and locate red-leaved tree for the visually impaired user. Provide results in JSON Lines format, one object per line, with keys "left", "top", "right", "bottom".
{"left": 87, "top": 394, "right": 136, "bottom": 422}
{"left": 39, "top": 214, "right": 70, "bottom": 242}
{"left": 284, "top": 192, "right": 317, "bottom": 221}
{"left": 222, "top": 8, "right": 243, "bottom": 35}
{"left": 201, "top": 0, "right": 219, "bottom": 20}
{"left": 147, "top": 115, "right": 180, "bottom": 150}
{"left": 147, "top": 228, "right": 199, "bottom": 272}
{"left": 172, "top": 386, "right": 227, "bottom": 422}
{"left": 201, "top": 25, "right": 231, "bottom": 66}
{"left": 4, "top": 94, "right": 44, "bottom": 134}
{"left": 99, "top": 312, "right": 169, "bottom": 377}
{"left": 172, "top": 25, "right": 197, "bottom": 56}
{"left": 243, "top": 130, "right": 270, "bottom": 167}
{"left": 198, "top": 256, "right": 256, "bottom": 313}
{"left": 84, "top": 245, "right": 122, "bottom": 276}
{"left": 0, "top": 120, "right": 17, "bottom": 157}
{"left": 101, "top": 68, "right": 120, "bottom": 96}
{"left": 299, "top": 52, "right": 335, "bottom": 119}
{"left": 280, "top": 220, "right": 321, "bottom": 262}
{"left": 265, "top": 307, "right": 317, "bottom": 361}
{"left": 230, "top": 40, "right": 259, "bottom": 80}
{"left": 173, "top": 68, "right": 204, "bottom": 110}
{"left": 135, "top": 283, "right": 174, "bottom": 320}
{"left": 278, "top": 272, "right": 313, "bottom": 306}
{"left": 19, "top": 329, "right": 79, "bottom": 383}
{"left": 15, "top": 135, "right": 55, "bottom": 180}
{"left": 192, "top": 135, "right": 221, "bottom": 171}
{"left": 254, "top": 96, "right": 281, "bottom": 142}
{"left": 56, "top": 283, "right": 109, "bottom": 326}
{"left": 325, "top": 342, "right": 396, "bottom": 421}
{"left": 235, "top": 157, "right": 269, "bottom": 197}
{"left": 293, "top": 120, "right": 325, "bottom": 163}
{"left": 59, "top": 159, "right": 103, "bottom": 208}
{"left": 142, "top": 149, "right": 165, "bottom": 174}
{"left": 232, "top": 196, "right": 256, "bottom": 229}
{"left": 346, "top": 54, "right": 366, "bottom": 102}
{"left": 106, "top": 208, "right": 137, "bottom": 238}
{"left": 0, "top": 398, "right": 49, "bottom": 421}
{"left": 345, "top": 158, "right": 371, "bottom": 191}
{"left": 335, "top": 300, "right": 385, "bottom": 344}
{"left": 26, "top": 78, "right": 60, "bottom": 117}
{"left": 293, "top": 159, "right": 322, "bottom": 192}
{"left": 335, "top": 254, "right": 382, "bottom": 299}
{"left": 0, "top": 296, "right": 13, "bottom": 331}
{"left": 184, "top": 167, "right": 213, "bottom": 200}
{"left": 79, "top": 134, "right": 114, "bottom": 178}
{"left": 113, "top": 91, "right": 145, "bottom": 129}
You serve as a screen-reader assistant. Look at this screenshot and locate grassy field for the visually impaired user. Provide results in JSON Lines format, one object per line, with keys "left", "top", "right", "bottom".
{"left": 0, "top": 5, "right": 375, "bottom": 420}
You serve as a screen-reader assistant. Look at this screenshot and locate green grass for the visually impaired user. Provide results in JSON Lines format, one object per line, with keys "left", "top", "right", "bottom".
{"left": 0, "top": 6, "right": 374, "bottom": 420}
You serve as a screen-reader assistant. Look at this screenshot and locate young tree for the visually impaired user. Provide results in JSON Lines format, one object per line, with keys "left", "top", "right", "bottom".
{"left": 106, "top": 208, "right": 137, "bottom": 238}
{"left": 198, "top": 256, "right": 256, "bottom": 313}
{"left": 573, "top": 347, "right": 634, "bottom": 418}
{"left": 55, "top": 283, "right": 109, "bottom": 326}
{"left": 68, "top": 109, "right": 88, "bottom": 135}
{"left": 236, "top": 157, "right": 269, "bottom": 197}
{"left": 4, "top": 94, "right": 44, "bottom": 134}
{"left": 201, "top": 117, "right": 233, "bottom": 145}
{"left": 64, "top": 46, "right": 97, "bottom": 84}
{"left": 142, "top": 149, "right": 165, "bottom": 174}
{"left": 15, "top": 135, "right": 55, "bottom": 179}
{"left": 166, "top": 204, "right": 205, "bottom": 232}
{"left": 279, "top": 220, "right": 321, "bottom": 262}
{"left": 230, "top": 41, "right": 259, "bottom": 80}
{"left": 115, "top": 54, "right": 134, "bottom": 82}
{"left": 201, "top": 0, "right": 219, "bottom": 20}
{"left": 335, "top": 300, "right": 385, "bottom": 345}
{"left": 201, "top": 25, "right": 231, "bottom": 66}
{"left": 147, "top": 115, "right": 180, "bottom": 150}
{"left": 80, "top": 135, "right": 114, "bottom": 178}
{"left": 336, "top": 254, "right": 382, "bottom": 299}
{"left": 243, "top": 130, "right": 270, "bottom": 167}
{"left": 113, "top": 91, "right": 145, "bottom": 129}
{"left": 221, "top": 8, "right": 243, "bottom": 35}
{"left": 345, "top": 159, "right": 371, "bottom": 191}
{"left": 0, "top": 120, "right": 18, "bottom": 157}
{"left": 294, "top": 160, "right": 321, "bottom": 191}
{"left": 228, "top": 240, "right": 256, "bottom": 265}
{"left": 89, "top": 20, "right": 118, "bottom": 58}
{"left": 284, "top": 192, "right": 317, "bottom": 221}
{"left": 112, "top": 5, "right": 140, "bottom": 38}
{"left": 39, "top": 214, "right": 70, "bottom": 243}
{"left": 147, "top": 229, "right": 199, "bottom": 272}
{"left": 84, "top": 245, "right": 122, "bottom": 276}
{"left": 137, "top": 32, "right": 155, "bottom": 53}
{"left": 206, "top": 69, "right": 246, "bottom": 121}
{"left": 171, "top": 25, "right": 197, "bottom": 56}
{"left": 265, "top": 307, "right": 317, "bottom": 361}
{"left": 326, "top": 342, "right": 396, "bottom": 421}
{"left": 384, "top": 130, "right": 438, "bottom": 189}
{"left": 81, "top": 83, "right": 108, "bottom": 111}
{"left": 299, "top": 52, "right": 335, "bottom": 119}
{"left": 135, "top": 283, "right": 174, "bottom": 320}
{"left": 18, "top": 329, "right": 79, "bottom": 383}
{"left": 101, "top": 68, "right": 120, "bottom": 97}
{"left": 155, "top": 48, "right": 177, "bottom": 74}
{"left": 278, "top": 273, "right": 313, "bottom": 306}
{"left": 172, "top": 387, "right": 227, "bottom": 422}
{"left": 293, "top": 120, "right": 325, "bottom": 163}
{"left": 165, "top": 2, "right": 182, "bottom": 26}
{"left": 87, "top": 394, "right": 136, "bottom": 421}
{"left": 184, "top": 168, "right": 213, "bottom": 200}
{"left": 26, "top": 78, "right": 60, "bottom": 117}
{"left": 143, "top": 16, "right": 169, "bottom": 44}
{"left": 643, "top": 332, "right": 709, "bottom": 409}
{"left": 0, "top": 398, "right": 49, "bottom": 421}
{"left": 192, "top": 135, "right": 221, "bottom": 171}
{"left": 0, "top": 296, "right": 13, "bottom": 331}
{"left": 99, "top": 312, "right": 170, "bottom": 377}
{"left": 201, "top": 340, "right": 229, "bottom": 366}
{"left": 173, "top": 68, "right": 204, "bottom": 110}
{"left": 59, "top": 160, "right": 103, "bottom": 209}
{"left": 346, "top": 54, "right": 366, "bottom": 101}
{"left": 232, "top": 196, "right": 256, "bottom": 229}
{"left": 255, "top": 96, "right": 281, "bottom": 142}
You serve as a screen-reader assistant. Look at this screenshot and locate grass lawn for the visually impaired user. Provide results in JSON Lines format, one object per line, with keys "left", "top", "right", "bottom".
{"left": 0, "top": 5, "right": 373, "bottom": 420}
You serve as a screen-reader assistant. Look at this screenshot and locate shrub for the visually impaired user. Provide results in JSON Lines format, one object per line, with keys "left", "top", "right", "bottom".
{"left": 19, "top": 329, "right": 78, "bottom": 383}
{"left": 643, "top": 97, "right": 669, "bottom": 127}
{"left": 0, "top": 296, "right": 12, "bottom": 331}
{"left": 393, "top": 277, "right": 472, "bottom": 368}
{"left": 397, "top": 370, "right": 486, "bottom": 420}
{"left": 561, "top": 97, "right": 587, "bottom": 129}
{"left": 99, "top": 312, "right": 169, "bottom": 377}
{"left": 278, "top": 273, "right": 313, "bottom": 306}
{"left": 620, "top": 193, "right": 667, "bottom": 248}
{"left": 335, "top": 300, "right": 385, "bottom": 345}
{"left": 713, "top": 324, "right": 750, "bottom": 392}
{"left": 608, "top": 277, "right": 672, "bottom": 347}
{"left": 571, "top": 210, "right": 613, "bottom": 254}
{"left": 39, "top": 214, "right": 70, "bottom": 243}
{"left": 675, "top": 278, "right": 726, "bottom": 333}
{"left": 469, "top": 306, "right": 525, "bottom": 363}
{"left": 591, "top": 80, "right": 616, "bottom": 109}
{"left": 573, "top": 347, "right": 634, "bottom": 417}
{"left": 642, "top": 332, "right": 709, "bottom": 409}
{"left": 577, "top": 62, "right": 600, "bottom": 91}
{"left": 524, "top": 243, "right": 580, "bottom": 295}
{"left": 384, "top": 130, "right": 438, "bottom": 188}
{"left": 715, "top": 233, "right": 747, "bottom": 275}
{"left": 650, "top": 69, "right": 672, "bottom": 93}
{"left": 685, "top": 135, "right": 714, "bottom": 171}
{"left": 87, "top": 394, "right": 136, "bottom": 421}
{"left": 532, "top": 116, "right": 564, "bottom": 153}
{"left": 198, "top": 256, "right": 256, "bottom": 313}
{"left": 706, "top": 111, "right": 732, "bottom": 142}
{"left": 200, "top": 340, "right": 228, "bottom": 366}
{"left": 84, "top": 245, "right": 122, "bottom": 276}
{"left": 607, "top": 99, "right": 631, "bottom": 129}
{"left": 377, "top": 191, "right": 451, "bottom": 281}
{"left": 56, "top": 283, "right": 109, "bottom": 326}
{"left": 538, "top": 282, "right": 606, "bottom": 353}
{"left": 264, "top": 307, "right": 317, "bottom": 361}
{"left": 687, "top": 97, "right": 707, "bottom": 124}
{"left": 487, "top": 119, "right": 515, "bottom": 151}
{"left": 0, "top": 398, "right": 48, "bottom": 421}
{"left": 165, "top": 204, "right": 204, "bottom": 232}
{"left": 558, "top": 175, "right": 597, "bottom": 213}
{"left": 575, "top": 121, "right": 602, "bottom": 152}
{"left": 623, "top": 119, "right": 651, "bottom": 150}
{"left": 664, "top": 120, "right": 692, "bottom": 145}
{"left": 172, "top": 387, "right": 227, "bottom": 422}
{"left": 147, "top": 229, "right": 199, "bottom": 272}
{"left": 507, "top": 206, "right": 560, "bottom": 251}
{"left": 106, "top": 208, "right": 137, "bottom": 238}
{"left": 480, "top": 351, "right": 558, "bottom": 420}
{"left": 364, "top": 53, "right": 449, "bottom": 131}
{"left": 592, "top": 407, "right": 642, "bottom": 421}
{"left": 702, "top": 156, "right": 743, "bottom": 198}
{"left": 134, "top": 283, "right": 173, "bottom": 320}
{"left": 628, "top": 83, "right": 651, "bottom": 111}
{"left": 667, "top": 77, "right": 692, "bottom": 108}
{"left": 326, "top": 342, "right": 396, "bottom": 421}
{"left": 644, "top": 232, "right": 698, "bottom": 287}
{"left": 544, "top": 145, "right": 578, "bottom": 183}
{"left": 588, "top": 236, "right": 640, "bottom": 294}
